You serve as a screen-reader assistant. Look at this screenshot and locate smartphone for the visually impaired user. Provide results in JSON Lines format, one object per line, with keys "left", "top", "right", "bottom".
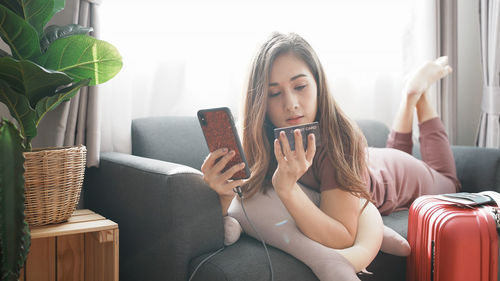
{"left": 197, "top": 107, "right": 251, "bottom": 180}
{"left": 273, "top": 121, "right": 321, "bottom": 151}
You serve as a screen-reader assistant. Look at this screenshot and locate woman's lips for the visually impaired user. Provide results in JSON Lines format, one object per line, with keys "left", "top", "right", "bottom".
{"left": 286, "top": 116, "right": 303, "bottom": 125}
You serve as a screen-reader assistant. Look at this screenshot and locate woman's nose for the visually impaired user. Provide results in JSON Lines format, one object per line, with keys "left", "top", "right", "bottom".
{"left": 283, "top": 90, "right": 299, "bottom": 111}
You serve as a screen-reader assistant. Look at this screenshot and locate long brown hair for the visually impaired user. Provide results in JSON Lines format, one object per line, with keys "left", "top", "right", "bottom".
{"left": 240, "top": 32, "right": 371, "bottom": 202}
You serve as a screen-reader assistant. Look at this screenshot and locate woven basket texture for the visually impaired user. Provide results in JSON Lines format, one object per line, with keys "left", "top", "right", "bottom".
{"left": 23, "top": 145, "right": 86, "bottom": 226}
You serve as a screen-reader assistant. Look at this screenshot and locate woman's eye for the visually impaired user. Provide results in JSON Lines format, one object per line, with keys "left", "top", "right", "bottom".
{"left": 295, "top": 85, "right": 306, "bottom": 91}
{"left": 269, "top": 92, "right": 281, "bottom": 97}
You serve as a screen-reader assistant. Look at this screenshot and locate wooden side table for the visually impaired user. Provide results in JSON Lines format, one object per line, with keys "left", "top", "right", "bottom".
{"left": 19, "top": 209, "right": 119, "bottom": 281}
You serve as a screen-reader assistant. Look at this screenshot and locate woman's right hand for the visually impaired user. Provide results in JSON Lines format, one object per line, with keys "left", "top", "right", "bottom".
{"left": 201, "top": 148, "right": 247, "bottom": 198}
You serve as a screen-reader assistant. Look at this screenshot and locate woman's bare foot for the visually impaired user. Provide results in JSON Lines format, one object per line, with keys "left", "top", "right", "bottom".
{"left": 392, "top": 56, "right": 451, "bottom": 133}
{"left": 404, "top": 56, "right": 452, "bottom": 106}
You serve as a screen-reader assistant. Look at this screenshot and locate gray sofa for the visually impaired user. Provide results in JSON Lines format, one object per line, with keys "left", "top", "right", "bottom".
{"left": 84, "top": 116, "right": 500, "bottom": 281}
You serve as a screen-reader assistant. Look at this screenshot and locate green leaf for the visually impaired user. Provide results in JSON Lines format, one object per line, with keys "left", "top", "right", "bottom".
{"left": 35, "top": 35, "right": 122, "bottom": 86}
{"left": 0, "top": 57, "right": 72, "bottom": 107}
{"left": 0, "top": 80, "right": 36, "bottom": 145}
{"left": 35, "top": 79, "right": 89, "bottom": 126}
{"left": 0, "top": 0, "right": 22, "bottom": 16}
{"left": 0, "top": 0, "right": 65, "bottom": 38}
{"left": 0, "top": 4, "right": 41, "bottom": 60}
{"left": 0, "top": 119, "right": 29, "bottom": 280}
{"left": 25, "top": 0, "right": 52, "bottom": 38}
{"left": 22, "top": 0, "right": 54, "bottom": 38}
{"left": 41, "top": 24, "right": 93, "bottom": 53}
{"left": 0, "top": 0, "right": 55, "bottom": 38}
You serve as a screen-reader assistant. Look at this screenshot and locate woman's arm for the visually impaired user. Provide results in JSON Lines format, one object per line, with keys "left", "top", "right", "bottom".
{"left": 201, "top": 148, "right": 247, "bottom": 216}
{"left": 276, "top": 184, "right": 359, "bottom": 249}
{"left": 219, "top": 194, "right": 236, "bottom": 216}
{"left": 272, "top": 130, "right": 360, "bottom": 248}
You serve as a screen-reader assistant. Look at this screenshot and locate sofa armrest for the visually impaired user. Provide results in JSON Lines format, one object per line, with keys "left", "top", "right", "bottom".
{"left": 84, "top": 152, "right": 224, "bottom": 281}
{"left": 452, "top": 146, "right": 500, "bottom": 193}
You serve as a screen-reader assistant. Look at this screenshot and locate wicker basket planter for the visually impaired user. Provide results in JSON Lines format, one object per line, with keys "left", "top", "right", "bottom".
{"left": 23, "top": 145, "right": 87, "bottom": 226}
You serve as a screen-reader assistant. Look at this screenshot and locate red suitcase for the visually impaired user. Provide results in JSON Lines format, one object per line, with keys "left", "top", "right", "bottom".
{"left": 407, "top": 193, "right": 500, "bottom": 281}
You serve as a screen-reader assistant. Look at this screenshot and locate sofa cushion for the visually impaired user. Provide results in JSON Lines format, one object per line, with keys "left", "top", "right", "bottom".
{"left": 189, "top": 210, "right": 409, "bottom": 281}
{"left": 189, "top": 235, "right": 318, "bottom": 281}
{"left": 381, "top": 210, "right": 409, "bottom": 238}
{"left": 189, "top": 233, "right": 407, "bottom": 281}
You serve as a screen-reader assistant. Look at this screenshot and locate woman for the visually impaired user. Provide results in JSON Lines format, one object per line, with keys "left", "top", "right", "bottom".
{"left": 201, "top": 32, "right": 460, "bottom": 280}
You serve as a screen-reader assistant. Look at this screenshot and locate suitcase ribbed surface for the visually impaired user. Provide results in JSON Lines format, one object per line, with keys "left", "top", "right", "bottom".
{"left": 407, "top": 196, "right": 498, "bottom": 281}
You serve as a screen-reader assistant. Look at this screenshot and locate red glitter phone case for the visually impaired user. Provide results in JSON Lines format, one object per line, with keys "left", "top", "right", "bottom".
{"left": 198, "top": 107, "right": 251, "bottom": 180}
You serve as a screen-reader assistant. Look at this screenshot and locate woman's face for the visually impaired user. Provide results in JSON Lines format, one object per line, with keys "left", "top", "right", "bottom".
{"left": 266, "top": 52, "right": 318, "bottom": 128}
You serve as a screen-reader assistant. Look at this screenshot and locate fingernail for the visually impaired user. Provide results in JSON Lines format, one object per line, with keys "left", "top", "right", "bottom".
{"left": 222, "top": 148, "right": 228, "bottom": 152}
{"left": 295, "top": 129, "right": 300, "bottom": 135}
{"left": 240, "top": 162, "right": 246, "bottom": 168}
{"left": 229, "top": 150, "right": 235, "bottom": 155}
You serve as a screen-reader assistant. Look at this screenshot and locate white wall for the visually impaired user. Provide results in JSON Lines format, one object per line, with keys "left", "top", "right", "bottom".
{"left": 457, "top": 0, "right": 483, "bottom": 145}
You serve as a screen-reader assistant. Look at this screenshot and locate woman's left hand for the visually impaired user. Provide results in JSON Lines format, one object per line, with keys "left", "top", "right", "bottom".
{"left": 272, "top": 129, "right": 316, "bottom": 194}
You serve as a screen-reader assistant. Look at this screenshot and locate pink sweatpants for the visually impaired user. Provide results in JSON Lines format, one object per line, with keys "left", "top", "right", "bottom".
{"left": 368, "top": 117, "right": 461, "bottom": 215}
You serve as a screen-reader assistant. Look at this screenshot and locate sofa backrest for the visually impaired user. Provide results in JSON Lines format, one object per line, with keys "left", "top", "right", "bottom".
{"left": 132, "top": 116, "right": 208, "bottom": 170}
{"left": 131, "top": 116, "right": 390, "bottom": 170}
{"left": 356, "top": 119, "right": 390, "bottom": 148}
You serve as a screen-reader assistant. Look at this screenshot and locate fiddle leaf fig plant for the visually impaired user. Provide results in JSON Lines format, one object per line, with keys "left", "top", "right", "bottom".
{"left": 0, "top": 1, "right": 122, "bottom": 151}
{"left": 0, "top": 0, "right": 122, "bottom": 280}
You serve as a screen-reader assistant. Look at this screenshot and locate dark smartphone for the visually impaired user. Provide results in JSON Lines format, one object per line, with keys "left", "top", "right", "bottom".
{"left": 197, "top": 107, "right": 251, "bottom": 180}
{"left": 274, "top": 121, "right": 321, "bottom": 151}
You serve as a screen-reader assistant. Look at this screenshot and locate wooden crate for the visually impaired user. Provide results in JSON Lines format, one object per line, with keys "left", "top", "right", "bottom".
{"left": 19, "top": 209, "right": 119, "bottom": 281}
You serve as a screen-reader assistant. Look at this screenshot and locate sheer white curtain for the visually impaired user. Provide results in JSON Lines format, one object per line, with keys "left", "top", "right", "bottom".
{"left": 98, "top": 0, "right": 438, "bottom": 154}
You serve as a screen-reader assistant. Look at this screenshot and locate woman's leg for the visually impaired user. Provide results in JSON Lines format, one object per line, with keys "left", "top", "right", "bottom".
{"left": 386, "top": 93, "right": 416, "bottom": 154}
{"left": 387, "top": 56, "right": 460, "bottom": 191}
{"left": 391, "top": 57, "right": 450, "bottom": 132}
{"left": 415, "top": 106, "right": 461, "bottom": 191}
{"left": 413, "top": 58, "right": 460, "bottom": 190}
{"left": 388, "top": 56, "right": 451, "bottom": 153}
{"left": 387, "top": 57, "right": 449, "bottom": 153}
